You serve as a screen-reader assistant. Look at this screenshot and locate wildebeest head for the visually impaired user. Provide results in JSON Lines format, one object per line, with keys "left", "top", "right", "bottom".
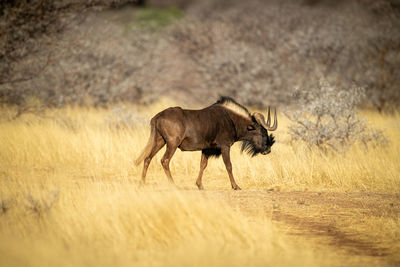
{"left": 241, "top": 107, "right": 277, "bottom": 156}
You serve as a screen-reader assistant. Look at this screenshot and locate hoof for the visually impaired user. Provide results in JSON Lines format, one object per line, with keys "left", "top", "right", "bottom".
{"left": 196, "top": 182, "right": 204, "bottom": 190}
{"left": 232, "top": 185, "right": 241, "bottom": 190}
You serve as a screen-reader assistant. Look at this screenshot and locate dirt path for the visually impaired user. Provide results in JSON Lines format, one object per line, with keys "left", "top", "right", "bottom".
{"left": 199, "top": 190, "right": 400, "bottom": 265}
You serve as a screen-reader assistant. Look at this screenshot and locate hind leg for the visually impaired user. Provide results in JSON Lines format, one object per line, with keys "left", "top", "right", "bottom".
{"left": 196, "top": 152, "right": 208, "bottom": 190}
{"left": 142, "top": 134, "right": 165, "bottom": 184}
{"left": 161, "top": 139, "right": 179, "bottom": 183}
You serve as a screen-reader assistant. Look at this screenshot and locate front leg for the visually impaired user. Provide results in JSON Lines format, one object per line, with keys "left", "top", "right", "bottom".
{"left": 221, "top": 146, "right": 241, "bottom": 190}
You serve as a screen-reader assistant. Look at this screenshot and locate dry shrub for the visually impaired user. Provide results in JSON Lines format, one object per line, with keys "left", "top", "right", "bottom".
{"left": 25, "top": 191, "right": 60, "bottom": 218}
{"left": 105, "top": 105, "right": 149, "bottom": 129}
{"left": 0, "top": 0, "right": 143, "bottom": 109}
{"left": 286, "top": 80, "right": 388, "bottom": 152}
{"left": 169, "top": 0, "right": 400, "bottom": 108}
{"left": 0, "top": 0, "right": 139, "bottom": 85}
{"left": 1, "top": 0, "right": 400, "bottom": 111}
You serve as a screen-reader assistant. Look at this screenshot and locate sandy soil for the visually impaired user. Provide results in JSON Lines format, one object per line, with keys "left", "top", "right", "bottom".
{"left": 196, "top": 190, "right": 400, "bottom": 265}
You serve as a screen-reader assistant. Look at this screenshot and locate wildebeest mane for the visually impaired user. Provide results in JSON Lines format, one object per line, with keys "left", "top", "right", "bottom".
{"left": 241, "top": 133, "right": 275, "bottom": 157}
{"left": 241, "top": 140, "right": 259, "bottom": 157}
{"left": 215, "top": 96, "right": 251, "bottom": 119}
{"left": 269, "top": 134, "right": 275, "bottom": 146}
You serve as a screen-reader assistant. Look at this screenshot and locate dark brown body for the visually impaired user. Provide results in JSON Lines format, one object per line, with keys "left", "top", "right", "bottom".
{"left": 135, "top": 97, "right": 277, "bottom": 190}
{"left": 163, "top": 105, "right": 239, "bottom": 152}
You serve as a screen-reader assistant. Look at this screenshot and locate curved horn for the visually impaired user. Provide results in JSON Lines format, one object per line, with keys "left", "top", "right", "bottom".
{"left": 266, "top": 107, "right": 271, "bottom": 126}
{"left": 253, "top": 107, "right": 278, "bottom": 131}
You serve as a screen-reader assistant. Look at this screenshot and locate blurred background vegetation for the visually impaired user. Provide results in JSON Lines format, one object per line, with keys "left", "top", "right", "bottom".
{"left": 0, "top": 0, "right": 399, "bottom": 113}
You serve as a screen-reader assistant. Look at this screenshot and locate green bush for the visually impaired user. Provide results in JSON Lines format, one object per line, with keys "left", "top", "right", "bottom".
{"left": 129, "top": 7, "right": 184, "bottom": 31}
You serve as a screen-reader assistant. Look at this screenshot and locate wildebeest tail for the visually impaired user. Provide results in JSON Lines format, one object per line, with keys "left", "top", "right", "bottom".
{"left": 134, "top": 119, "right": 157, "bottom": 166}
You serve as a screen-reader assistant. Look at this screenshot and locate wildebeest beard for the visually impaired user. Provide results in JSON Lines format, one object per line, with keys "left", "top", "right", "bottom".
{"left": 241, "top": 134, "right": 275, "bottom": 157}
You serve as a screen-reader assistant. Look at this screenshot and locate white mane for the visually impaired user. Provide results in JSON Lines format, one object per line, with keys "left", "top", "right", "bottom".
{"left": 216, "top": 97, "right": 251, "bottom": 119}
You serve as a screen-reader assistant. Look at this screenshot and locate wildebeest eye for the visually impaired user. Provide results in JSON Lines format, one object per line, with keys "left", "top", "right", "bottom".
{"left": 247, "top": 125, "right": 255, "bottom": 131}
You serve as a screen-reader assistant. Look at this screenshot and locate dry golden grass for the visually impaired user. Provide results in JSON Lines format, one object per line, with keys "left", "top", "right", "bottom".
{"left": 1, "top": 101, "right": 399, "bottom": 192}
{"left": 0, "top": 101, "right": 399, "bottom": 266}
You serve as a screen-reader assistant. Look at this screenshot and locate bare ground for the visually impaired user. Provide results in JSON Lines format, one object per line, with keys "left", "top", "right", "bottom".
{"left": 197, "top": 190, "right": 400, "bottom": 265}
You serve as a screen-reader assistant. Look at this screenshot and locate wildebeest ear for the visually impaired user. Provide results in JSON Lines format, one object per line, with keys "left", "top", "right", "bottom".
{"left": 247, "top": 125, "right": 255, "bottom": 131}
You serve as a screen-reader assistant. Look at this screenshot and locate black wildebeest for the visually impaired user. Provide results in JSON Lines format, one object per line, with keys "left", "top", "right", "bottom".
{"left": 135, "top": 97, "right": 277, "bottom": 190}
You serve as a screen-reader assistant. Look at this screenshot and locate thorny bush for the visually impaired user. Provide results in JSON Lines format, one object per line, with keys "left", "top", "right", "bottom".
{"left": 286, "top": 80, "right": 388, "bottom": 153}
